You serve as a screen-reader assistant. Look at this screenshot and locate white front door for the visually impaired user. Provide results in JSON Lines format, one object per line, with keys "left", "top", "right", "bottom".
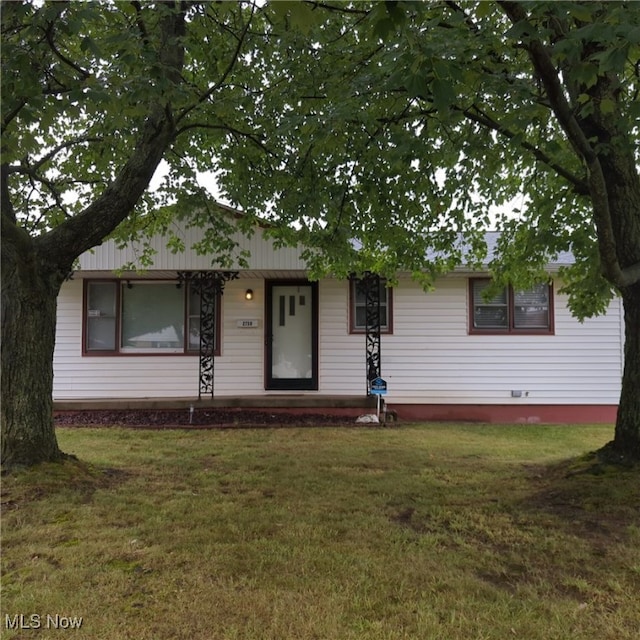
{"left": 266, "top": 282, "right": 318, "bottom": 390}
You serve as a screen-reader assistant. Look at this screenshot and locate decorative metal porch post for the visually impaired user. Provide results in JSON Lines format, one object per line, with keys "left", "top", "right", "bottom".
{"left": 355, "top": 272, "right": 382, "bottom": 395}
{"left": 178, "top": 270, "right": 238, "bottom": 399}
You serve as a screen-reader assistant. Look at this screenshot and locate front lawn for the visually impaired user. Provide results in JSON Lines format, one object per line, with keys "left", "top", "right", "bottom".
{"left": 1, "top": 424, "right": 638, "bottom": 639}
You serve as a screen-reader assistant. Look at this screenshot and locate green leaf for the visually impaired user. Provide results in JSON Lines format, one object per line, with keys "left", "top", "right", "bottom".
{"left": 570, "top": 62, "right": 599, "bottom": 89}
{"left": 600, "top": 98, "right": 616, "bottom": 114}
{"left": 591, "top": 46, "right": 629, "bottom": 74}
{"left": 374, "top": 17, "right": 395, "bottom": 40}
{"left": 624, "top": 26, "right": 640, "bottom": 44}
{"left": 80, "top": 36, "right": 101, "bottom": 57}
{"left": 567, "top": 4, "right": 596, "bottom": 23}
{"left": 288, "top": 2, "right": 323, "bottom": 36}
{"left": 432, "top": 77, "right": 456, "bottom": 111}
{"left": 475, "top": 2, "right": 493, "bottom": 20}
{"left": 266, "top": 0, "right": 323, "bottom": 35}
{"left": 628, "top": 100, "right": 640, "bottom": 122}
{"left": 406, "top": 73, "right": 429, "bottom": 99}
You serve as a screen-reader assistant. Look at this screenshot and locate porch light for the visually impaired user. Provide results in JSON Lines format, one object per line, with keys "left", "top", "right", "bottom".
{"left": 245, "top": 289, "right": 254, "bottom": 301}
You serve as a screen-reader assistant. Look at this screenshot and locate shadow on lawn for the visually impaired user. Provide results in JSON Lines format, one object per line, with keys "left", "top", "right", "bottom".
{"left": 521, "top": 452, "right": 640, "bottom": 545}
{"left": 0, "top": 459, "right": 131, "bottom": 512}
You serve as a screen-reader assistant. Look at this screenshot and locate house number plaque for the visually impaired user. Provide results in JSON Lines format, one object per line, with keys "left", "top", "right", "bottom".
{"left": 237, "top": 319, "right": 259, "bottom": 328}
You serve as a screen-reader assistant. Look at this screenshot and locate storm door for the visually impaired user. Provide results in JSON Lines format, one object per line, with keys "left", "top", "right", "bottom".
{"left": 265, "top": 281, "right": 318, "bottom": 390}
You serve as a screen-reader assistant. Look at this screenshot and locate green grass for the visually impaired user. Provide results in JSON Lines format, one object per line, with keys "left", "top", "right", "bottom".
{"left": 2, "top": 424, "right": 639, "bottom": 640}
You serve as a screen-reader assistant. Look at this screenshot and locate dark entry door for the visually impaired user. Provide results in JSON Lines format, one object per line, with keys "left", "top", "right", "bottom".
{"left": 265, "top": 281, "right": 318, "bottom": 390}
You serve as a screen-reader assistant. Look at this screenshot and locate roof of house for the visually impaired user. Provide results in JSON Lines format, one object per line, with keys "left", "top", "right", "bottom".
{"left": 481, "top": 231, "right": 574, "bottom": 267}
{"left": 79, "top": 204, "right": 575, "bottom": 276}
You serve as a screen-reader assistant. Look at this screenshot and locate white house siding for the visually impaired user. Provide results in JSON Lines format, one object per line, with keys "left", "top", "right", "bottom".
{"left": 53, "top": 279, "right": 198, "bottom": 398}
{"left": 54, "top": 278, "right": 266, "bottom": 399}
{"left": 318, "top": 279, "right": 366, "bottom": 395}
{"left": 54, "top": 274, "right": 623, "bottom": 406}
{"left": 380, "top": 278, "right": 622, "bottom": 406}
{"left": 54, "top": 277, "right": 363, "bottom": 400}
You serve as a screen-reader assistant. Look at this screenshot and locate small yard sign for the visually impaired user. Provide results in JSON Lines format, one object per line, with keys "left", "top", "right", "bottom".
{"left": 369, "top": 377, "right": 387, "bottom": 395}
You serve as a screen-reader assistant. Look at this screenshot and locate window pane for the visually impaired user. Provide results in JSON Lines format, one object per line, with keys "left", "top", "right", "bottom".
{"left": 514, "top": 284, "right": 550, "bottom": 328}
{"left": 188, "top": 318, "right": 201, "bottom": 350}
{"left": 380, "top": 303, "right": 389, "bottom": 328}
{"left": 474, "top": 306, "right": 508, "bottom": 328}
{"left": 472, "top": 280, "right": 508, "bottom": 329}
{"left": 189, "top": 289, "right": 201, "bottom": 315}
{"left": 86, "top": 282, "right": 116, "bottom": 350}
{"left": 187, "top": 288, "right": 201, "bottom": 351}
{"left": 354, "top": 303, "right": 388, "bottom": 329}
{"left": 352, "top": 279, "right": 389, "bottom": 330}
{"left": 121, "top": 284, "right": 184, "bottom": 350}
{"left": 472, "top": 280, "right": 507, "bottom": 306}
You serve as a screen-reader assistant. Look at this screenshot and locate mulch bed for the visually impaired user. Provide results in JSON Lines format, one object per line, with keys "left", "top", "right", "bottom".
{"left": 54, "top": 408, "right": 375, "bottom": 429}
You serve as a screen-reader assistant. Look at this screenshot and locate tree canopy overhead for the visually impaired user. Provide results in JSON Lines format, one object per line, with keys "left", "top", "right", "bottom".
{"left": 1, "top": 0, "right": 266, "bottom": 265}
{"left": 215, "top": 1, "right": 639, "bottom": 318}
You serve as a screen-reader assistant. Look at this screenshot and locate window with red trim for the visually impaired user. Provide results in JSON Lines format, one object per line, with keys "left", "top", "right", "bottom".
{"left": 83, "top": 280, "right": 220, "bottom": 355}
{"left": 470, "top": 279, "right": 553, "bottom": 334}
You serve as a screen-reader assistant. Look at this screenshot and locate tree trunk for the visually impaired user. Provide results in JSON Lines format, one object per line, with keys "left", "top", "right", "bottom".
{"left": 593, "top": 130, "right": 640, "bottom": 463}
{"left": 1, "top": 241, "right": 65, "bottom": 468}
{"left": 606, "top": 284, "right": 640, "bottom": 462}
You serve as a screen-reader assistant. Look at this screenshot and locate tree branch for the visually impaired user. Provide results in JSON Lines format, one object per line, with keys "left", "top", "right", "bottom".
{"left": 177, "top": 2, "right": 256, "bottom": 124}
{"left": 176, "top": 121, "right": 278, "bottom": 158}
{"left": 28, "top": 203, "right": 71, "bottom": 235}
{"left": 44, "top": 11, "right": 91, "bottom": 81}
{"left": 0, "top": 164, "right": 17, "bottom": 225}
{"left": 5, "top": 136, "right": 104, "bottom": 176}
{"left": 23, "top": 168, "right": 73, "bottom": 226}
{"left": 1, "top": 202, "right": 33, "bottom": 266}
{"left": 1, "top": 99, "right": 28, "bottom": 135}
{"left": 498, "top": 3, "right": 597, "bottom": 163}
{"left": 305, "top": 2, "right": 369, "bottom": 16}
{"left": 459, "top": 104, "right": 590, "bottom": 195}
{"left": 131, "top": 1, "right": 150, "bottom": 46}
{"left": 36, "top": 3, "right": 187, "bottom": 271}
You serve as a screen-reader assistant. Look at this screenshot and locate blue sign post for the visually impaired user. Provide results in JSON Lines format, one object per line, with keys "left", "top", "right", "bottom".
{"left": 369, "top": 378, "right": 387, "bottom": 396}
{"left": 369, "top": 377, "right": 387, "bottom": 395}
